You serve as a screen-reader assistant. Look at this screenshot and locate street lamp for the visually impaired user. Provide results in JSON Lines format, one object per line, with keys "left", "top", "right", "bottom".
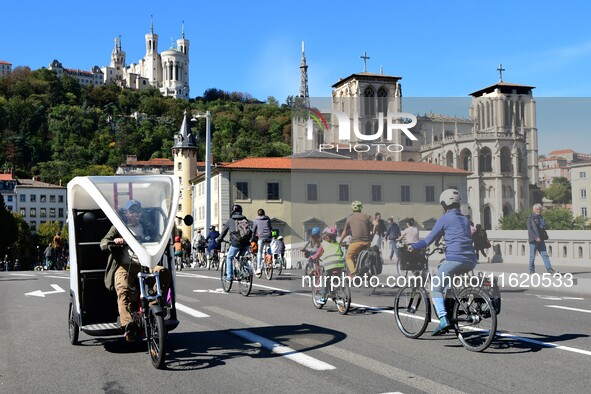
{"left": 191, "top": 111, "right": 211, "bottom": 236}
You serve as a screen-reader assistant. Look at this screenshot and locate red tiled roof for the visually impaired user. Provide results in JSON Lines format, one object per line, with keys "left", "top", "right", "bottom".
{"left": 0, "top": 60, "right": 11, "bottom": 65}
{"left": 222, "top": 157, "right": 470, "bottom": 174}
{"left": 0, "top": 174, "right": 14, "bottom": 181}
{"left": 548, "top": 149, "right": 575, "bottom": 155}
{"left": 123, "top": 158, "right": 174, "bottom": 166}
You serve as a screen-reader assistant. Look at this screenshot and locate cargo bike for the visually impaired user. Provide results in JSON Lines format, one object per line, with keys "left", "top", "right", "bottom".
{"left": 67, "top": 175, "right": 192, "bottom": 368}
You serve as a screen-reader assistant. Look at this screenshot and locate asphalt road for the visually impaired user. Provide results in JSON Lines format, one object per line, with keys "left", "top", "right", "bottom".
{"left": 1, "top": 265, "right": 590, "bottom": 394}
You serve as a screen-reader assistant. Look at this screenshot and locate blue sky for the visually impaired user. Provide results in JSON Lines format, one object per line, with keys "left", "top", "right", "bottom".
{"left": 1, "top": 0, "right": 590, "bottom": 154}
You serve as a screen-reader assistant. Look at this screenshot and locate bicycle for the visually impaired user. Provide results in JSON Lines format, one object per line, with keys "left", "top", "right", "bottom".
{"left": 208, "top": 249, "right": 221, "bottom": 271}
{"left": 220, "top": 250, "right": 253, "bottom": 296}
{"left": 310, "top": 259, "right": 351, "bottom": 315}
{"left": 254, "top": 240, "right": 273, "bottom": 280}
{"left": 393, "top": 245, "right": 498, "bottom": 352}
{"left": 174, "top": 254, "right": 184, "bottom": 271}
{"left": 273, "top": 255, "right": 285, "bottom": 276}
{"left": 192, "top": 248, "right": 207, "bottom": 269}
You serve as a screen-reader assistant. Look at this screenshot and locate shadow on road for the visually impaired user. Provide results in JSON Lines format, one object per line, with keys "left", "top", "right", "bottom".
{"left": 160, "top": 323, "right": 347, "bottom": 371}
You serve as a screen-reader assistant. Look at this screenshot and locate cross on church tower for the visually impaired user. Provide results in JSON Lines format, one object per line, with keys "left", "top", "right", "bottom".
{"left": 360, "top": 51, "right": 370, "bottom": 72}
{"left": 497, "top": 64, "right": 505, "bottom": 82}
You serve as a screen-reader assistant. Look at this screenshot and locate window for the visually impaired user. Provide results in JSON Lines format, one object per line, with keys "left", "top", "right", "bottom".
{"left": 40, "top": 195, "right": 46, "bottom": 203}
{"left": 6, "top": 205, "right": 12, "bottom": 211}
{"left": 338, "top": 184, "right": 349, "bottom": 202}
{"left": 30, "top": 195, "right": 36, "bottom": 202}
{"left": 236, "top": 182, "right": 249, "bottom": 200}
{"left": 7, "top": 195, "right": 13, "bottom": 202}
{"left": 401, "top": 185, "right": 411, "bottom": 202}
{"left": 307, "top": 184, "right": 318, "bottom": 201}
{"left": 581, "top": 172, "right": 587, "bottom": 179}
{"left": 177, "top": 162, "right": 182, "bottom": 170}
{"left": 371, "top": 184, "right": 382, "bottom": 202}
{"left": 425, "top": 186, "right": 435, "bottom": 202}
{"left": 50, "top": 195, "right": 56, "bottom": 203}
{"left": 30, "top": 208, "right": 36, "bottom": 217}
{"left": 49, "top": 208, "right": 56, "bottom": 218}
{"left": 58, "top": 196, "right": 64, "bottom": 203}
{"left": 30, "top": 222, "right": 36, "bottom": 231}
{"left": 40, "top": 208, "right": 46, "bottom": 218}
{"left": 20, "top": 194, "right": 26, "bottom": 202}
{"left": 58, "top": 208, "right": 64, "bottom": 218}
{"left": 267, "top": 182, "right": 280, "bottom": 201}
{"left": 405, "top": 138, "right": 413, "bottom": 147}
{"left": 582, "top": 207, "right": 588, "bottom": 217}
{"left": 20, "top": 208, "right": 26, "bottom": 216}
{"left": 581, "top": 189, "right": 587, "bottom": 199}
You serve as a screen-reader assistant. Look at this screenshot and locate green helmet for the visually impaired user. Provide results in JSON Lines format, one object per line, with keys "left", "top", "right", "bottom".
{"left": 272, "top": 230, "right": 278, "bottom": 237}
{"left": 351, "top": 200, "right": 363, "bottom": 212}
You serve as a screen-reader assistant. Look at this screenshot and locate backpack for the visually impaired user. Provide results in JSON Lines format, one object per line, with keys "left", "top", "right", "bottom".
{"left": 356, "top": 246, "right": 383, "bottom": 275}
{"left": 479, "top": 273, "right": 501, "bottom": 316}
{"left": 231, "top": 218, "right": 252, "bottom": 246}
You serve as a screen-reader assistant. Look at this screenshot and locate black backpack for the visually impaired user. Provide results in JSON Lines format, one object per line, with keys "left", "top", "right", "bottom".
{"left": 231, "top": 218, "right": 252, "bottom": 246}
{"left": 356, "top": 246, "right": 383, "bottom": 275}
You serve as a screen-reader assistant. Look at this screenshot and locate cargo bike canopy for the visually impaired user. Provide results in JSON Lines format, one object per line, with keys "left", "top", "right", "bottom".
{"left": 67, "top": 175, "right": 180, "bottom": 269}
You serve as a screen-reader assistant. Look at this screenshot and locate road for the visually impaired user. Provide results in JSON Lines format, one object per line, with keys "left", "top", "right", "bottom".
{"left": 1, "top": 265, "right": 590, "bottom": 394}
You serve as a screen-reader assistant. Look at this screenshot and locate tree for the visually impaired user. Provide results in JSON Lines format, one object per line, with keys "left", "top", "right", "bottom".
{"left": 499, "top": 206, "right": 590, "bottom": 230}
{"left": 542, "top": 177, "right": 571, "bottom": 204}
{"left": 498, "top": 210, "right": 529, "bottom": 230}
{"left": 37, "top": 221, "right": 65, "bottom": 248}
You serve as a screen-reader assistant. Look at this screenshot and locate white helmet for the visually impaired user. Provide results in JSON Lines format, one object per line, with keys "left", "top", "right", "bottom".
{"left": 439, "top": 188, "right": 461, "bottom": 208}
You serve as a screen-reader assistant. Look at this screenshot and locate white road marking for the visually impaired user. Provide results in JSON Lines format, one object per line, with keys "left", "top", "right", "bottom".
{"left": 175, "top": 302, "right": 210, "bottom": 318}
{"left": 545, "top": 305, "right": 591, "bottom": 314}
{"left": 231, "top": 329, "right": 336, "bottom": 371}
{"left": 25, "top": 284, "right": 65, "bottom": 297}
{"left": 193, "top": 289, "right": 228, "bottom": 294}
{"left": 45, "top": 275, "right": 69, "bottom": 280}
{"left": 180, "top": 272, "right": 591, "bottom": 357}
{"left": 9, "top": 273, "right": 35, "bottom": 277}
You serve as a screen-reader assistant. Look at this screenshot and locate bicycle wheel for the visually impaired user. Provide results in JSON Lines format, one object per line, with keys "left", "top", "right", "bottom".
{"left": 452, "top": 287, "right": 497, "bottom": 352}
{"left": 147, "top": 311, "right": 166, "bottom": 369}
{"left": 220, "top": 261, "right": 233, "bottom": 292}
{"left": 359, "top": 265, "right": 378, "bottom": 296}
{"left": 238, "top": 258, "right": 253, "bottom": 296}
{"left": 275, "top": 257, "right": 284, "bottom": 276}
{"left": 394, "top": 286, "right": 430, "bottom": 339}
{"left": 335, "top": 281, "right": 351, "bottom": 315}
{"left": 211, "top": 254, "right": 219, "bottom": 271}
{"left": 311, "top": 273, "right": 325, "bottom": 309}
{"left": 68, "top": 301, "right": 80, "bottom": 345}
{"left": 264, "top": 256, "right": 273, "bottom": 280}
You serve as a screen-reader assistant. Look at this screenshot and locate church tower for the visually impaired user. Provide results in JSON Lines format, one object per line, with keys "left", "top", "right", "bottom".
{"left": 109, "top": 36, "right": 126, "bottom": 82}
{"left": 299, "top": 41, "right": 310, "bottom": 108}
{"left": 173, "top": 111, "right": 198, "bottom": 239}
{"left": 143, "top": 16, "right": 162, "bottom": 85}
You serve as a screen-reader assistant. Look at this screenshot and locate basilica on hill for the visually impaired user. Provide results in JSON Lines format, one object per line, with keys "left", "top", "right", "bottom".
{"left": 49, "top": 17, "right": 190, "bottom": 100}
{"left": 293, "top": 46, "right": 540, "bottom": 229}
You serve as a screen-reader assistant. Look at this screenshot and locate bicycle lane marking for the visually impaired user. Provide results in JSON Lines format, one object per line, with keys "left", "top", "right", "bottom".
{"left": 204, "top": 305, "right": 336, "bottom": 371}
{"left": 175, "top": 302, "right": 210, "bottom": 318}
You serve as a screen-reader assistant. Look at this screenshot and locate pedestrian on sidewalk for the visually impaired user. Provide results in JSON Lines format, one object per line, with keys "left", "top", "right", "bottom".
{"left": 527, "top": 203, "right": 558, "bottom": 274}
{"left": 386, "top": 217, "right": 401, "bottom": 261}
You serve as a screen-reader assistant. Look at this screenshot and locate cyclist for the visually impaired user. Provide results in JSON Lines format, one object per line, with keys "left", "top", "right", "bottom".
{"left": 217, "top": 204, "right": 251, "bottom": 282}
{"left": 251, "top": 208, "right": 273, "bottom": 275}
{"left": 191, "top": 229, "right": 206, "bottom": 267}
{"left": 311, "top": 226, "right": 346, "bottom": 304}
{"left": 173, "top": 236, "right": 183, "bottom": 269}
{"left": 302, "top": 227, "right": 322, "bottom": 275}
{"left": 339, "top": 200, "right": 375, "bottom": 275}
{"left": 408, "top": 189, "right": 477, "bottom": 336}
{"left": 271, "top": 234, "right": 285, "bottom": 265}
{"left": 52, "top": 231, "right": 65, "bottom": 269}
{"left": 206, "top": 225, "right": 221, "bottom": 269}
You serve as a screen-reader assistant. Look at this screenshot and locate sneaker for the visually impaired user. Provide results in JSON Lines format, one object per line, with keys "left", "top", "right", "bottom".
{"left": 124, "top": 322, "right": 136, "bottom": 342}
{"left": 548, "top": 268, "right": 559, "bottom": 274}
{"left": 317, "top": 297, "right": 327, "bottom": 304}
{"left": 431, "top": 316, "right": 450, "bottom": 336}
{"left": 529, "top": 269, "right": 535, "bottom": 274}
{"left": 223, "top": 275, "right": 232, "bottom": 282}
{"left": 255, "top": 269, "right": 261, "bottom": 275}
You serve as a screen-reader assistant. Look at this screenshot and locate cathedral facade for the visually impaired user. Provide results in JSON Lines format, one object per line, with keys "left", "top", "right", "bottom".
{"left": 101, "top": 19, "right": 190, "bottom": 100}
{"left": 293, "top": 60, "right": 539, "bottom": 229}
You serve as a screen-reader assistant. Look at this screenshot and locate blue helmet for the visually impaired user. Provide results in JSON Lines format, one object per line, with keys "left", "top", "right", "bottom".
{"left": 311, "top": 227, "right": 321, "bottom": 236}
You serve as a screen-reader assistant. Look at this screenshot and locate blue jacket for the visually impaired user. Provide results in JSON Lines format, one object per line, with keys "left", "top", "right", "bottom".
{"left": 412, "top": 209, "right": 476, "bottom": 264}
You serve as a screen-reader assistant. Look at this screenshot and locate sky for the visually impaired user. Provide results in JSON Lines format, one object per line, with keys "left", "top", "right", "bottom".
{"left": 1, "top": 0, "right": 591, "bottom": 155}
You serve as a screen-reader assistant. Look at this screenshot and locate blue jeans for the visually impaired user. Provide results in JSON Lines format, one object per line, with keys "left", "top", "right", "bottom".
{"left": 529, "top": 242, "right": 553, "bottom": 272}
{"left": 432, "top": 259, "right": 477, "bottom": 319}
{"left": 226, "top": 245, "right": 246, "bottom": 279}
{"left": 256, "top": 239, "right": 271, "bottom": 270}
{"left": 388, "top": 240, "right": 399, "bottom": 260}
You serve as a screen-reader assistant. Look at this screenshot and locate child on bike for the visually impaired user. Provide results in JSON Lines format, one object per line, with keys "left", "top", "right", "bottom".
{"left": 408, "top": 189, "right": 477, "bottom": 336}
{"left": 310, "top": 226, "right": 345, "bottom": 304}
{"left": 302, "top": 227, "right": 322, "bottom": 275}
{"left": 173, "top": 236, "right": 182, "bottom": 258}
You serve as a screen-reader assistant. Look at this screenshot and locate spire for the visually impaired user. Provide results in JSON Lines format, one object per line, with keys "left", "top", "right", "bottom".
{"left": 299, "top": 41, "right": 310, "bottom": 107}
{"left": 497, "top": 64, "right": 505, "bottom": 82}
{"left": 173, "top": 111, "right": 197, "bottom": 148}
{"left": 182, "top": 20, "right": 185, "bottom": 39}
{"left": 150, "top": 15, "right": 154, "bottom": 34}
